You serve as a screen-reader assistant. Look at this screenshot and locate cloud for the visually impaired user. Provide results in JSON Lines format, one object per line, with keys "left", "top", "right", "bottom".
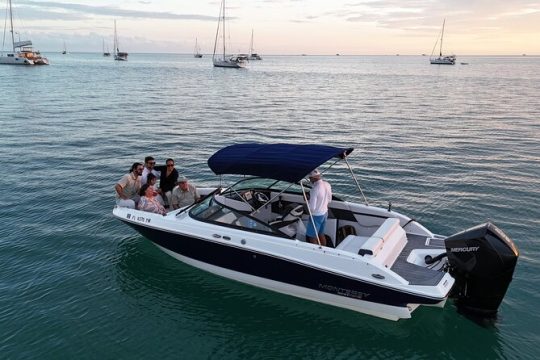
{"left": 9, "top": 6, "right": 90, "bottom": 21}
{"left": 299, "top": 0, "right": 539, "bottom": 38}
{"left": 15, "top": 0, "right": 218, "bottom": 21}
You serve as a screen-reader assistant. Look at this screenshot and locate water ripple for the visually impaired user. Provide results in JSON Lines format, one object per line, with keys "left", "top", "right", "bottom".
{"left": 1, "top": 54, "right": 539, "bottom": 359}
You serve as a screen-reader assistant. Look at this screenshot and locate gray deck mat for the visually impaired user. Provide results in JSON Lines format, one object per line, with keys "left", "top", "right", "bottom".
{"left": 390, "top": 233, "right": 447, "bottom": 286}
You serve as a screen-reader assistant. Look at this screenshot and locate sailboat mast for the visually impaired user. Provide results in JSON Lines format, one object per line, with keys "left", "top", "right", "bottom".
{"left": 222, "top": 0, "right": 226, "bottom": 59}
{"left": 250, "top": 29, "right": 254, "bottom": 56}
{"left": 114, "top": 20, "right": 118, "bottom": 54}
{"left": 212, "top": 1, "right": 222, "bottom": 60}
{"left": 8, "top": 0, "right": 15, "bottom": 52}
{"left": 440, "top": 18, "right": 445, "bottom": 57}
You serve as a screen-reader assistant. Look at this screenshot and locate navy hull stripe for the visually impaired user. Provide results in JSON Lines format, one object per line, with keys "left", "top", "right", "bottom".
{"left": 127, "top": 222, "right": 442, "bottom": 307}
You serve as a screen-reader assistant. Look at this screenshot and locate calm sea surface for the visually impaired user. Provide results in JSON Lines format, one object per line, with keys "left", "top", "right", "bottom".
{"left": 1, "top": 53, "right": 539, "bottom": 359}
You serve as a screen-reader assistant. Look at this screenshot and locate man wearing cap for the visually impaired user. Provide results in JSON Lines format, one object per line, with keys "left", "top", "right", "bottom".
{"left": 171, "top": 176, "right": 200, "bottom": 210}
{"left": 306, "top": 169, "right": 332, "bottom": 246}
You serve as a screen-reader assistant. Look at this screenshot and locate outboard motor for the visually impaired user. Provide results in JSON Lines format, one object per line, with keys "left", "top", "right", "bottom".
{"left": 445, "top": 222, "right": 519, "bottom": 317}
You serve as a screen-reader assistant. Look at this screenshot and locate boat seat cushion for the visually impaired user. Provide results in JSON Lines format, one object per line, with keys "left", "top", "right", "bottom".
{"left": 358, "top": 236, "right": 384, "bottom": 256}
{"left": 366, "top": 218, "right": 407, "bottom": 267}
{"left": 337, "top": 218, "right": 407, "bottom": 268}
{"left": 371, "top": 218, "right": 401, "bottom": 242}
{"left": 336, "top": 235, "right": 370, "bottom": 253}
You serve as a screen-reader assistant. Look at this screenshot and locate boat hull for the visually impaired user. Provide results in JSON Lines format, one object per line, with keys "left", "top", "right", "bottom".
{"left": 118, "top": 214, "right": 446, "bottom": 320}
{"left": 430, "top": 57, "right": 455, "bottom": 65}
{"left": 114, "top": 55, "right": 128, "bottom": 61}
{"left": 0, "top": 54, "right": 33, "bottom": 65}
{"left": 213, "top": 59, "right": 246, "bottom": 68}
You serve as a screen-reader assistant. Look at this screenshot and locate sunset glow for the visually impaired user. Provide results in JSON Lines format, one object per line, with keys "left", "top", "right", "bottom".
{"left": 2, "top": 0, "right": 539, "bottom": 55}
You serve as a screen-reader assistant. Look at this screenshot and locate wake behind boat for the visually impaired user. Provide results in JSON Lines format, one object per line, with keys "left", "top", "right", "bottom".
{"left": 112, "top": 144, "right": 519, "bottom": 321}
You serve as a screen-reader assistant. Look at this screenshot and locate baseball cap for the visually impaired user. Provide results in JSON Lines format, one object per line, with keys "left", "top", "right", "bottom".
{"left": 309, "top": 169, "right": 321, "bottom": 177}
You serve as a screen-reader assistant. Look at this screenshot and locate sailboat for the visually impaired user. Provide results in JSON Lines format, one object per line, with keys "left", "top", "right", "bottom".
{"left": 430, "top": 19, "right": 455, "bottom": 65}
{"left": 102, "top": 38, "right": 111, "bottom": 57}
{"left": 212, "top": 0, "right": 247, "bottom": 68}
{"left": 0, "top": 0, "right": 49, "bottom": 65}
{"left": 194, "top": 38, "right": 203, "bottom": 58}
{"left": 113, "top": 20, "right": 128, "bottom": 61}
{"left": 248, "top": 29, "right": 262, "bottom": 60}
{"left": 62, "top": 41, "right": 67, "bottom": 54}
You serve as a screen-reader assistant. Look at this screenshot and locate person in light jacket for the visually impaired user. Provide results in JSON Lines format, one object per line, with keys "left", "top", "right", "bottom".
{"left": 306, "top": 169, "right": 332, "bottom": 246}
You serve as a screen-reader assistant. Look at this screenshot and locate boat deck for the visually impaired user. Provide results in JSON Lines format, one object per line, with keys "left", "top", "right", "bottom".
{"left": 391, "top": 234, "right": 446, "bottom": 286}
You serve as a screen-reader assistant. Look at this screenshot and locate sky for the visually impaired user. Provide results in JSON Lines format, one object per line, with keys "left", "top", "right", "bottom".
{"left": 1, "top": 0, "right": 539, "bottom": 55}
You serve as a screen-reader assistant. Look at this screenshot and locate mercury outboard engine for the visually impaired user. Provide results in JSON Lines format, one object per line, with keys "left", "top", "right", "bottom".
{"left": 445, "top": 222, "right": 519, "bottom": 317}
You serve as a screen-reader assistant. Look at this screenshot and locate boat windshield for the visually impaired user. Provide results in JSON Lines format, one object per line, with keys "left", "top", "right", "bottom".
{"left": 189, "top": 190, "right": 284, "bottom": 236}
{"left": 224, "top": 177, "right": 306, "bottom": 196}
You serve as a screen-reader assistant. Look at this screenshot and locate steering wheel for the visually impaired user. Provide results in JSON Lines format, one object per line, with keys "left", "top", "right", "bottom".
{"left": 253, "top": 191, "right": 269, "bottom": 204}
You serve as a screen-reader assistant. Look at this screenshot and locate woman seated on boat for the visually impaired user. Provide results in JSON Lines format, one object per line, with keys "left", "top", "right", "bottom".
{"left": 146, "top": 173, "right": 165, "bottom": 206}
{"left": 138, "top": 184, "right": 167, "bottom": 215}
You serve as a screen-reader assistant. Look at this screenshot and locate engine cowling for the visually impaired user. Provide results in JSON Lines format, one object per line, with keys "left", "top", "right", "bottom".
{"left": 445, "top": 222, "right": 519, "bottom": 316}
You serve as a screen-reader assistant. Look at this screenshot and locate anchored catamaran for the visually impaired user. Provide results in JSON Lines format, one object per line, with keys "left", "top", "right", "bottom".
{"left": 0, "top": 0, "right": 49, "bottom": 65}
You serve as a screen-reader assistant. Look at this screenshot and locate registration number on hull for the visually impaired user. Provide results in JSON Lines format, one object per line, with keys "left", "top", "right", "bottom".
{"left": 126, "top": 213, "right": 151, "bottom": 223}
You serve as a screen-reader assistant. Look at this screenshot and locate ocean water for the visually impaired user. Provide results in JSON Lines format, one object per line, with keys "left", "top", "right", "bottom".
{"left": 1, "top": 53, "right": 539, "bottom": 359}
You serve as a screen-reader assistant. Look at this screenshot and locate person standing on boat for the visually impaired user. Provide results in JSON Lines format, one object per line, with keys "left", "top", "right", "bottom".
{"left": 306, "top": 169, "right": 332, "bottom": 246}
{"left": 115, "top": 162, "right": 143, "bottom": 209}
{"left": 141, "top": 156, "right": 160, "bottom": 185}
{"left": 153, "top": 158, "right": 179, "bottom": 208}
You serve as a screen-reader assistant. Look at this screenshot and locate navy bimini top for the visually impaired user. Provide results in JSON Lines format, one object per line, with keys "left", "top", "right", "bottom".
{"left": 208, "top": 143, "right": 353, "bottom": 183}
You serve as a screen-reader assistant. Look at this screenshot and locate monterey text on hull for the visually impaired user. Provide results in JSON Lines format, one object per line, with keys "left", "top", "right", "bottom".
{"left": 113, "top": 144, "right": 519, "bottom": 321}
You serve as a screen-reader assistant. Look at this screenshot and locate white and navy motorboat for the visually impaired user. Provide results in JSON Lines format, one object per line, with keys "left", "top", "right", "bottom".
{"left": 112, "top": 144, "right": 519, "bottom": 321}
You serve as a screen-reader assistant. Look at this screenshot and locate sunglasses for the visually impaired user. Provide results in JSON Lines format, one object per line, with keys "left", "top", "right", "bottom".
{"left": 167, "top": 164, "right": 174, "bottom": 167}
{"left": 148, "top": 162, "right": 156, "bottom": 165}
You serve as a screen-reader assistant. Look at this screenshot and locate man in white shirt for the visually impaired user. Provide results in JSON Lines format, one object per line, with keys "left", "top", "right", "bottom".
{"left": 141, "top": 156, "right": 161, "bottom": 185}
{"left": 306, "top": 169, "right": 332, "bottom": 246}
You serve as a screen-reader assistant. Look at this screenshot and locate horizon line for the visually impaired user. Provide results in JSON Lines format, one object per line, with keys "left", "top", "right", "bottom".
{"left": 33, "top": 52, "right": 540, "bottom": 57}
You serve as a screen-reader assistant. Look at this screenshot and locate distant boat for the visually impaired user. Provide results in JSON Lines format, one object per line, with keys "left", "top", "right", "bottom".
{"left": 103, "top": 39, "right": 111, "bottom": 57}
{"left": 194, "top": 38, "right": 203, "bottom": 58}
{"left": 0, "top": 0, "right": 49, "bottom": 65}
{"left": 429, "top": 19, "right": 455, "bottom": 65}
{"left": 62, "top": 41, "right": 67, "bottom": 54}
{"left": 113, "top": 20, "right": 128, "bottom": 61}
{"left": 212, "top": 0, "right": 246, "bottom": 68}
{"left": 247, "top": 29, "right": 262, "bottom": 60}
